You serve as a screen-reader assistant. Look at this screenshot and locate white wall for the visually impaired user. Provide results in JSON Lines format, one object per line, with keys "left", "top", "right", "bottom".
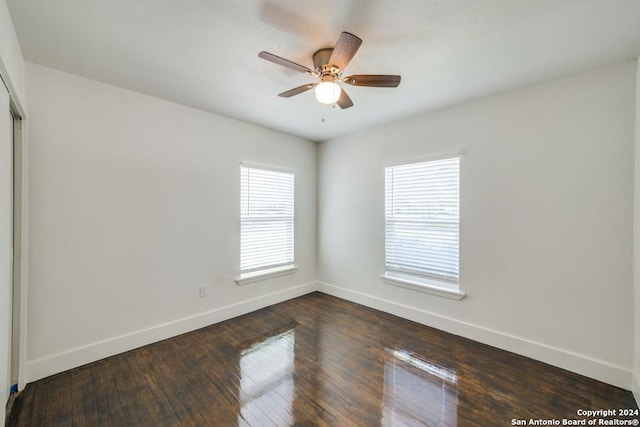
{"left": 0, "top": 0, "right": 25, "bottom": 113}
{"left": 633, "top": 57, "right": 640, "bottom": 404}
{"left": 25, "top": 62, "right": 317, "bottom": 381}
{"left": 318, "top": 61, "right": 636, "bottom": 389}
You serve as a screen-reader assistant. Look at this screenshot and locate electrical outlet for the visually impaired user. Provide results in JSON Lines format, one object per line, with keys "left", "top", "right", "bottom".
{"left": 199, "top": 284, "right": 209, "bottom": 298}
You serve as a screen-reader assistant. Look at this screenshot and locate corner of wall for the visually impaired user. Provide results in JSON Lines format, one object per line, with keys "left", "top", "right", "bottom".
{"left": 314, "top": 141, "right": 322, "bottom": 280}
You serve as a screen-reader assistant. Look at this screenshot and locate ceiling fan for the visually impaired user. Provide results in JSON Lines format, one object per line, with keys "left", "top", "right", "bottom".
{"left": 258, "top": 31, "right": 401, "bottom": 109}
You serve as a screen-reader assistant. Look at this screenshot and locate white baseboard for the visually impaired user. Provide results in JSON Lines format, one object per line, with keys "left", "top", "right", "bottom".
{"left": 26, "top": 282, "right": 317, "bottom": 382}
{"left": 27, "top": 280, "right": 634, "bottom": 391}
{"left": 633, "top": 370, "right": 640, "bottom": 407}
{"left": 317, "top": 281, "right": 632, "bottom": 390}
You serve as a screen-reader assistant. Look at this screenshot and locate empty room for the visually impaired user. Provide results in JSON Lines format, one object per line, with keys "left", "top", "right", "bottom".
{"left": 2, "top": 0, "right": 640, "bottom": 425}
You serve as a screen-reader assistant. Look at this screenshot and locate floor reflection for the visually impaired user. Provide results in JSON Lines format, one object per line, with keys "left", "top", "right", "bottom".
{"left": 238, "top": 329, "right": 295, "bottom": 426}
{"left": 383, "top": 348, "right": 459, "bottom": 426}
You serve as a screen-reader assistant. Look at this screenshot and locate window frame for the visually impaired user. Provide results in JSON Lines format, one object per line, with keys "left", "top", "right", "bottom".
{"left": 381, "top": 154, "right": 465, "bottom": 300}
{"left": 236, "top": 163, "right": 297, "bottom": 285}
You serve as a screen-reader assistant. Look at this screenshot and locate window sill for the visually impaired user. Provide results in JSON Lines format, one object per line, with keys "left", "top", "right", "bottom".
{"left": 380, "top": 272, "right": 466, "bottom": 300}
{"left": 236, "top": 264, "right": 298, "bottom": 285}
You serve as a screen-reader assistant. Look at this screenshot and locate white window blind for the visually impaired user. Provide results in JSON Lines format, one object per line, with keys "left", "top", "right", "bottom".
{"left": 385, "top": 157, "right": 459, "bottom": 284}
{"left": 240, "top": 166, "right": 294, "bottom": 274}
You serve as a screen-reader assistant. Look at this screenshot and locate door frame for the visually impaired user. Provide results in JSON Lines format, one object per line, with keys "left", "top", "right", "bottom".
{"left": 11, "top": 111, "right": 26, "bottom": 391}
{"left": 0, "top": 66, "right": 28, "bottom": 392}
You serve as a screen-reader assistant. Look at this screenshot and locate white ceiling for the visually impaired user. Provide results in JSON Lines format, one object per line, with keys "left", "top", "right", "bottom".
{"left": 7, "top": 0, "right": 640, "bottom": 141}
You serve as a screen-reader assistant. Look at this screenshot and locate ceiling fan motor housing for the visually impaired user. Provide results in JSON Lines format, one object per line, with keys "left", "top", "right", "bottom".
{"left": 313, "top": 48, "right": 340, "bottom": 74}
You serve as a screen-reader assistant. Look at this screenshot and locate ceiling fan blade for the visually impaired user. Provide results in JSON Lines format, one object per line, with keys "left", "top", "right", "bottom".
{"left": 258, "top": 51, "right": 315, "bottom": 74}
{"left": 278, "top": 83, "right": 316, "bottom": 98}
{"left": 336, "top": 88, "right": 354, "bottom": 109}
{"left": 328, "top": 32, "right": 362, "bottom": 70}
{"left": 343, "top": 75, "right": 401, "bottom": 87}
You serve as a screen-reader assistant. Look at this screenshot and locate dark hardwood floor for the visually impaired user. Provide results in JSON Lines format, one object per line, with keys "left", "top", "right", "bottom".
{"left": 7, "top": 292, "right": 638, "bottom": 426}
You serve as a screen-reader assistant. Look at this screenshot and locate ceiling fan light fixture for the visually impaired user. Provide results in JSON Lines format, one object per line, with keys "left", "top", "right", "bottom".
{"left": 315, "top": 81, "right": 341, "bottom": 104}
{"left": 260, "top": 31, "right": 399, "bottom": 110}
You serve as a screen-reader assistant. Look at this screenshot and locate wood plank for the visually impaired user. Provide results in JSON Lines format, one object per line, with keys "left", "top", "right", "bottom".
{"left": 7, "top": 292, "right": 638, "bottom": 426}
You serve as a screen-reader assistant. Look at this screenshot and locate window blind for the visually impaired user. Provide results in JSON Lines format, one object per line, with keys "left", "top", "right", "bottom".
{"left": 385, "top": 157, "right": 459, "bottom": 284}
{"left": 240, "top": 166, "right": 294, "bottom": 274}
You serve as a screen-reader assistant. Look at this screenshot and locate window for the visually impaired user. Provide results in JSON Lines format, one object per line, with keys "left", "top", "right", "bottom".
{"left": 237, "top": 165, "right": 296, "bottom": 284}
{"left": 382, "top": 156, "right": 464, "bottom": 300}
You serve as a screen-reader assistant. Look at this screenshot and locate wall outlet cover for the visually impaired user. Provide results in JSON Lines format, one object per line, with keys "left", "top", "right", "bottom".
{"left": 199, "top": 284, "right": 209, "bottom": 298}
